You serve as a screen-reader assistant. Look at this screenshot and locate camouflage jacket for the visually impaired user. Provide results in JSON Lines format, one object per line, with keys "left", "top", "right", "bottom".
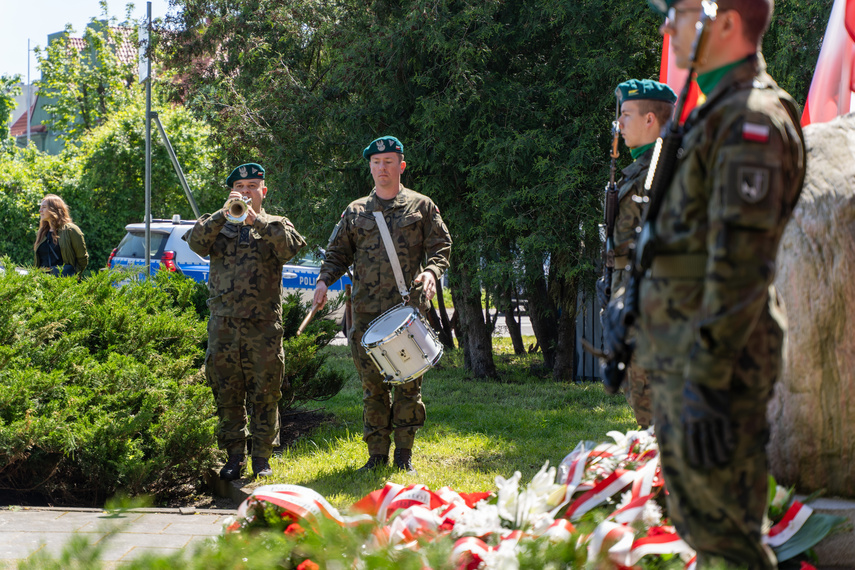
{"left": 318, "top": 185, "right": 452, "bottom": 314}
{"left": 185, "top": 209, "right": 306, "bottom": 321}
{"left": 610, "top": 147, "right": 653, "bottom": 295}
{"left": 635, "top": 55, "right": 806, "bottom": 388}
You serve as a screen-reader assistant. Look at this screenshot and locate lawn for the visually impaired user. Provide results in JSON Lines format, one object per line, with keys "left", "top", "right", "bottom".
{"left": 257, "top": 336, "right": 637, "bottom": 509}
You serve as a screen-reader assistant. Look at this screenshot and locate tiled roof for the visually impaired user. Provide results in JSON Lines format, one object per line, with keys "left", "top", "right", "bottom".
{"left": 113, "top": 27, "right": 136, "bottom": 65}
{"left": 10, "top": 97, "right": 46, "bottom": 136}
{"left": 62, "top": 27, "right": 136, "bottom": 66}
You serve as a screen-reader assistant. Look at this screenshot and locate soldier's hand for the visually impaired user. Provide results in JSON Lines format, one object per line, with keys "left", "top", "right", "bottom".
{"left": 681, "top": 381, "right": 735, "bottom": 469}
{"left": 313, "top": 280, "right": 329, "bottom": 310}
{"left": 244, "top": 206, "right": 257, "bottom": 226}
{"left": 602, "top": 299, "right": 629, "bottom": 361}
{"left": 413, "top": 271, "right": 437, "bottom": 301}
{"left": 223, "top": 191, "right": 242, "bottom": 212}
{"left": 595, "top": 277, "right": 610, "bottom": 311}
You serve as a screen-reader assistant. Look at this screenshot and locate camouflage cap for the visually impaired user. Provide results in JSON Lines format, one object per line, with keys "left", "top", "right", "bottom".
{"left": 226, "top": 163, "right": 265, "bottom": 187}
{"left": 647, "top": 0, "right": 675, "bottom": 16}
{"left": 363, "top": 136, "right": 404, "bottom": 160}
{"left": 616, "top": 79, "right": 677, "bottom": 104}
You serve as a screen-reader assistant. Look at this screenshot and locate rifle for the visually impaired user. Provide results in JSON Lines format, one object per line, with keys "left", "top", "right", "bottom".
{"left": 601, "top": 1, "right": 719, "bottom": 394}
{"left": 601, "top": 104, "right": 621, "bottom": 305}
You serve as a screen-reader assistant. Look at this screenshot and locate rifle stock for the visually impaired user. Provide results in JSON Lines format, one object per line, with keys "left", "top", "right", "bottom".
{"left": 602, "top": 119, "right": 621, "bottom": 302}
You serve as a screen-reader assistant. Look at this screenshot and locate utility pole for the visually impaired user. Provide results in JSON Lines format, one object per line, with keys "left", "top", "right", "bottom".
{"left": 27, "top": 39, "right": 31, "bottom": 144}
{"left": 143, "top": 2, "right": 152, "bottom": 277}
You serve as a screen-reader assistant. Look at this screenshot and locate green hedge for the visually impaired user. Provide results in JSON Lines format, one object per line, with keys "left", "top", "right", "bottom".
{"left": 0, "top": 265, "right": 348, "bottom": 505}
{"left": 0, "top": 266, "right": 216, "bottom": 505}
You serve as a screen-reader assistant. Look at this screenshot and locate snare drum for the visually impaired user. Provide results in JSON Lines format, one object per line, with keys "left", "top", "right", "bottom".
{"left": 361, "top": 304, "right": 443, "bottom": 385}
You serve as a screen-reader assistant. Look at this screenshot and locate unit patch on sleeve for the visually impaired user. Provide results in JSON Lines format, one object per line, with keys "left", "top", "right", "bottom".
{"left": 737, "top": 166, "right": 770, "bottom": 203}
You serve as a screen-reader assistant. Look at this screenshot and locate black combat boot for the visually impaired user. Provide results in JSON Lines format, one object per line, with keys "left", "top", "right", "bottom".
{"left": 219, "top": 454, "right": 245, "bottom": 481}
{"left": 358, "top": 454, "right": 389, "bottom": 471}
{"left": 393, "top": 448, "right": 416, "bottom": 474}
{"left": 252, "top": 457, "right": 273, "bottom": 478}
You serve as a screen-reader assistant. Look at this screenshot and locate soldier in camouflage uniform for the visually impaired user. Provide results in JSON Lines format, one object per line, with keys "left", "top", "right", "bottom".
{"left": 313, "top": 136, "right": 452, "bottom": 473}
{"left": 596, "top": 79, "right": 676, "bottom": 429}
{"left": 636, "top": 1, "right": 806, "bottom": 567}
{"left": 185, "top": 163, "right": 306, "bottom": 480}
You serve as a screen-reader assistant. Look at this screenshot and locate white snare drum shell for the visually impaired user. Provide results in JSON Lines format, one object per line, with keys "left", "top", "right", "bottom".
{"left": 361, "top": 305, "right": 443, "bottom": 384}
{"left": 362, "top": 306, "right": 415, "bottom": 348}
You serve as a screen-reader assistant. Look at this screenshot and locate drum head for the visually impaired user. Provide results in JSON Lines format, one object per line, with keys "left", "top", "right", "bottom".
{"left": 362, "top": 306, "right": 417, "bottom": 345}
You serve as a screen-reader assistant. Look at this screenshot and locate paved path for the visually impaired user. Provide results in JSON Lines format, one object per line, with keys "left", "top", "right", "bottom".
{"left": 0, "top": 506, "right": 232, "bottom": 568}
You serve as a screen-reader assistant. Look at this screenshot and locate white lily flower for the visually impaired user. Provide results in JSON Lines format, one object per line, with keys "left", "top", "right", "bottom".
{"left": 482, "top": 536, "right": 520, "bottom": 570}
{"left": 452, "top": 503, "right": 502, "bottom": 538}
{"left": 642, "top": 501, "right": 663, "bottom": 527}
{"left": 771, "top": 486, "right": 789, "bottom": 510}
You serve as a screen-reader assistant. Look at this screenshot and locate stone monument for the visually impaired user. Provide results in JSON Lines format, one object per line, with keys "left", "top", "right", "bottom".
{"left": 769, "top": 112, "right": 855, "bottom": 497}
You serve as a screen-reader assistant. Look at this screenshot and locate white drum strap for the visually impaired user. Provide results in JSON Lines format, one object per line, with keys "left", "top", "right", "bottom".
{"left": 373, "top": 211, "right": 410, "bottom": 300}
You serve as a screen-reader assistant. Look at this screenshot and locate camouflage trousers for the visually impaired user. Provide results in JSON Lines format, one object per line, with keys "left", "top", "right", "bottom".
{"left": 650, "top": 309, "right": 782, "bottom": 570}
{"left": 349, "top": 311, "right": 426, "bottom": 455}
{"left": 625, "top": 357, "right": 652, "bottom": 429}
{"left": 205, "top": 316, "right": 284, "bottom": 459}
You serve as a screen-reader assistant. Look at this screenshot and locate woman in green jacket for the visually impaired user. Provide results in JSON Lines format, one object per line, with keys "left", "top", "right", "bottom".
{"left": 33, "top": 194, "right": 88, "bottom": 277}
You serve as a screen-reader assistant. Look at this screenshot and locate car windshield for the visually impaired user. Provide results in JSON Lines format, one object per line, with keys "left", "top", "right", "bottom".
{"left": 116, "top": 232, "right": 169, "bottom": 258}
{"left": 288, "top": 253, "right": 322, "bottom": 267}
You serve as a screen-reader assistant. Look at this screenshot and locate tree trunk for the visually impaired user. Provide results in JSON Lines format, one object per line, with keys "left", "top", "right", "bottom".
{"left": 427, "top": 279, "right": 455, "bottom": 349}
{"left": 499, "top": 284, "right": 526, "bottom": 355}
{"left": 449, "top": 284, "right": 471, "bottom": 369}
{"left": 524, "top": 254, "right": 558, "bottom": 369}
{"left": 454, "top": 260, "right": 498, "bottom": 378}
{"left": 552, "top": 277, "right": 578, "bottom": 382}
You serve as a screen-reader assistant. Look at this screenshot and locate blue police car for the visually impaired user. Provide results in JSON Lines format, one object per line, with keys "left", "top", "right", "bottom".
{"left": 106, "top": 217, "right": 350, "bottom": 298}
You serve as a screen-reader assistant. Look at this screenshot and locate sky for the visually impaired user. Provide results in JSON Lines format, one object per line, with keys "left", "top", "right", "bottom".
{"left": 0, "top": 0, "right": 173, "bottom": 83}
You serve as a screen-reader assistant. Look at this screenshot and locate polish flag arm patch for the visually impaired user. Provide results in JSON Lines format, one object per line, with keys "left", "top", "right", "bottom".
{"left": 742, "top": 122, "right": 771, "bottom": 143}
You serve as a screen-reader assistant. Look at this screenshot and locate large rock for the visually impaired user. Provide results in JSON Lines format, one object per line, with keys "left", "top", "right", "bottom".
{"left": 769, "top": 112, "right": 855, "bottom": 498}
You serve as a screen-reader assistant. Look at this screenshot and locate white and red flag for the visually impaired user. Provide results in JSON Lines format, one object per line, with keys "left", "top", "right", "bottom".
{"left": 659, "top": 35, "right": 701, "bottom": 124}
{"left": 801, "top": 0, "right": 855, "bottom": 126}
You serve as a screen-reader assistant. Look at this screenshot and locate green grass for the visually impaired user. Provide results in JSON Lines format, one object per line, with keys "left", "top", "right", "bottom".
{"left": 258, "top": 336, "right": 637, "bottom": 509}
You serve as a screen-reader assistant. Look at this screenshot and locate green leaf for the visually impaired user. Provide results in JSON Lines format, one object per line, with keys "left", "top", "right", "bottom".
{"left": 773, "top": 513, "right": 849, "bottom": 562}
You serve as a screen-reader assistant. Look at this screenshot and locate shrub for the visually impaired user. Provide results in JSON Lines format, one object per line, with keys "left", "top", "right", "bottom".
{"left": 279, "top": 292, "right": 348, "bottom": 412}
{"left": 0, "top": 265, "right": 217, "bottom": 505}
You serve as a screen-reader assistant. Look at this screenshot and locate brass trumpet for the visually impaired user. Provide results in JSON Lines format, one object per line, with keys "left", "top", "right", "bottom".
{"left": 224, "top": 196, "right": 252, "bottom": 224}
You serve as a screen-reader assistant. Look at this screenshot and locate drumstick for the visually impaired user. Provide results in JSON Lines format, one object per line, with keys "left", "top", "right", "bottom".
{"left": 297, "top": 303, "right": 320, "bottom": 336}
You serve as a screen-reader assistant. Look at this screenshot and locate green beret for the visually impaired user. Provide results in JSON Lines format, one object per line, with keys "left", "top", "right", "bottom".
{"left": 647, "top": 0, "right": 674, "bottom": 16}
{"left": 226, "top": 163, "right": 265, "bottom": 187}
{"left": 615, "top": 79, "right": 677, "bottom": 104}
{"left": 363, "top": 136, "right": 404, "bottom": 160}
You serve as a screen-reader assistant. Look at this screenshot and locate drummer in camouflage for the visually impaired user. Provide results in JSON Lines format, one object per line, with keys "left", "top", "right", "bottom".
{"left": 185, "top": 163, "right": 306, "bottom": 481}
{"left": 313, "top": 136, "right": 452, "bottom": 473}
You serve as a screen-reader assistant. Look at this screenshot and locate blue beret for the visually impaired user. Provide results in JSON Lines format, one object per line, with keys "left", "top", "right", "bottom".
{"left": 226, "top": 163, "right": 265, "bottom": 187}
{"left": 615, "top": 79, "right": 677, "bottom": 104}
{"left": 363, "top": 136, "right": 404, "bottom": 160}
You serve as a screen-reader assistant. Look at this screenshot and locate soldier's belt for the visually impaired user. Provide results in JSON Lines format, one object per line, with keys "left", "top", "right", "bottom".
{"left": 648, "top": 254, "right": 707, "bottom": 279}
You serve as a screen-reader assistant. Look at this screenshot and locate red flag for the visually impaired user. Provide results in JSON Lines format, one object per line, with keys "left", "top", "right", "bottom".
{"left": 802, "top": 0, "right": 855, "bottom": 126}
{"left": 658, "top": 35, "right": 701, "bottom": 124}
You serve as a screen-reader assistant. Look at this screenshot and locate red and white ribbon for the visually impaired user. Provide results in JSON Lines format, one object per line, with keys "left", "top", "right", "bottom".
{"left": 450, "top": 536, "right": 492, "bottom": 570}
{"left": 565, "top": 469, "right": 636, "bottom": 520}
{"left": 764, "top": 501, "right": 814, "bottom": 547}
